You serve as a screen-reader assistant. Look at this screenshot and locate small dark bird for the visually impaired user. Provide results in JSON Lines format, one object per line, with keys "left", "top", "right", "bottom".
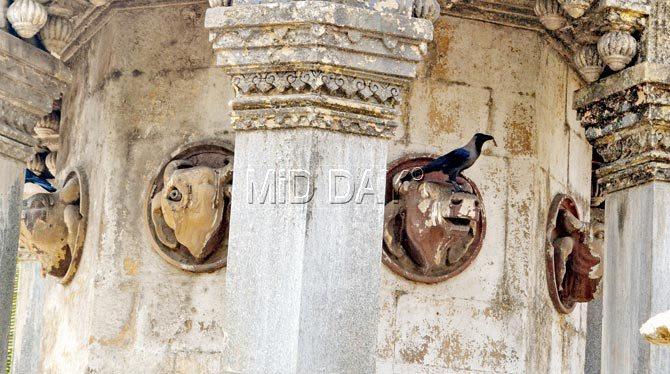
{"left": 401, "top": 133, "right": 496, "bottom": 191}
{"left": 25, "top": 169, "right": 56, "bottom": 192}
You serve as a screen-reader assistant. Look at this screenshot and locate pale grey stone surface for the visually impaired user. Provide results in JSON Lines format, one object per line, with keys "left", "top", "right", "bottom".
{"left": 10, "top": 261, "right": 46, "bottom": 374}
{"left": 223, "top": 129, "right": 387, "bottom": 373}
{"left": 584, "top": 298, "right": 602, "bottom": 374}
{"left": 0, "top": 157, "right": 24, "bottom": 373}
{"left": 602, "top": 182, "right": 670, "bottom": 373}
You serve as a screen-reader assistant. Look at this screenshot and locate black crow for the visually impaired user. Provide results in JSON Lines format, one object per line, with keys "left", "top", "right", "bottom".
{"left": 401, "top": 133, "right": 496, "bottom": 191}
{"left": 25, "top": 169, "right": 56, "bottom": 192}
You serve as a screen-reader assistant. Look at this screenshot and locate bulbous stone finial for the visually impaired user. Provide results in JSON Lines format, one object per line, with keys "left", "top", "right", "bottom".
{"left": 534, "top": 0, "right": 566, "bottom": 31}
{"left": 6, "top": 0, "right": 48, "bottom": 38}
{"left": 45, "top": 151, "right": 57, "bottom": 174}
{"left": 574, "top": 44, "right": 604, "bottom": 83}
{"left": 558, "top": 0, "right": 591, "bottom": 18}
{"left": 598, "top": 31, "right": 637, "bottom": 71}
{"left": 26, "top": 152, "right": 45, "bottom": 174}
{"left": 34, "top": 112, "right": 59, "bottom": 137}
{"left": 39, "top": 16, "right": 72, "bottom": 58}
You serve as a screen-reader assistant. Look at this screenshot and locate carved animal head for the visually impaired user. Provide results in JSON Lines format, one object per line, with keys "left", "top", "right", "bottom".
{"left": 385, "top": 175, "right": 481, "bottom": 275}
{"left": 151, "top": 160, "right": 233, "bottom": 262}
{"left": 20, "top": 177, "right": 82, "bottom": 278}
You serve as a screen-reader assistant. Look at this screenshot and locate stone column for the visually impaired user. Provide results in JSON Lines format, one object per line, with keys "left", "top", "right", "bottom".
{"left": 575, "top": 2, "right": 670, "bottom": 371}
{"left": 205, "top": 1, "right": 433, "bottom": 372}
{"left": 0, "top": 30, "right": 69, "bottom": 371}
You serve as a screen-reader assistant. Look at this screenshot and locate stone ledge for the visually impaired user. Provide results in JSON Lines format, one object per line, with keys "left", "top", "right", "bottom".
{"left": 0, "top": 31, "right": 70, "bottom": 161}
{"left": 574, "top": 62, "right": 670, "bottom": 108}
{"left": 205, "top": 1, "right": 433, "bottom": 41}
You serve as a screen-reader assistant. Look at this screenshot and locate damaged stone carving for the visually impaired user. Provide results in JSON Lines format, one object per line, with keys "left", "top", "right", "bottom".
{"left": 546, "top": 194, "right": 603, "bottom": 313}
{"left": 412, "top": 0, "right": 440, "bottom": 22}
{"left": 382, "top": 156, "right": 486, "bottom": 283}
{"left": 20, "top": 168, "right": 87, "bottom": 284}
{"left": 146, "top": 141, "right": 233, "bottom": 272}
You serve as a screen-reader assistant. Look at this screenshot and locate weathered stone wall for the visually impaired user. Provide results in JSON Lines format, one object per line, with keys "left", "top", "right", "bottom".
{"left": 32, "top": 4, "right": 235, "bottom": 372}
{"left": 13, "top": 5, "right": 592, "bottom": 373}
{"left": 377, "top": 16, "right": 591, "bottom": 373}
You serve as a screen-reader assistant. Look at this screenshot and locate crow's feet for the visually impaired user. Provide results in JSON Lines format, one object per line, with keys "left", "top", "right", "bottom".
{"left": 447, "top": 179, "right": 463, "bottom": 192}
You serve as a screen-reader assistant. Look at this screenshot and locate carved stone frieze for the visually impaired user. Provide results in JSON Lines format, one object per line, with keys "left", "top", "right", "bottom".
{"left": 146, "top": 141, "right": 233, "bottom": 273}
{"left": 545, "top": 194, "right": 603, "bottom": 313}
{"left": 205, "top": 1, "right": 433, "bottom": 138}
{"left": 231, "top": 71, "right": 403, "bottom": 107}
{"left": 382, "top": 156, "right": 486, "bottom": 283}
{"left": 576, "top": 65, "right": 670, "bottom": 193}
{"left": 20, "top": 168, "right": 87, "bottom": 284}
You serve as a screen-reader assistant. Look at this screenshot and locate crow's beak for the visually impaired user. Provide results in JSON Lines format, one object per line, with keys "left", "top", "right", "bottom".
{"left": 491, "top": 138, "right": 497, "bottom": 147}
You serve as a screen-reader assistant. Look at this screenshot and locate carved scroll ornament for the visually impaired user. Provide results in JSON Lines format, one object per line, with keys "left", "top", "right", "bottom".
{"left": 146, "top": 141, "right": 233, "bottom": 273}
{"left": 20, "top": 168, "right": 87, "bottom": 284}
{"left": 382, "top": 156, "right": 486, "bottom": 283}
{"left": 546, "top": 194, "right": 603, "bottom": 313}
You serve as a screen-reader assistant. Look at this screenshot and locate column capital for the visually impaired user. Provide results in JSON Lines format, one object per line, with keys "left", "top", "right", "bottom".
{"left": 576, "top": 68, "right": 670, "bottom": 194}
{"left": 205, "top": 0, "right": 434, "bottom": 138}
{"left": 0, "top": 30, "right": 70, "bottom": 162}
{"left": 564, "top": 1, "right": 670, "bottom": 195}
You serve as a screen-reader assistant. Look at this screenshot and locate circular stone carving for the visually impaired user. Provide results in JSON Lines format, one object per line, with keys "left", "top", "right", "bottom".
{"left": 546, "top": 194, "right": 603, "bottom": 314}
{"left": 382, "top": 155, "right": 487, "bottom": 283}
{"left": 546, "top": 194, "right": 580, "bottom": 313}
{"left": 20, "top": 167, "right": 88, "bottom": 284}
{"left": 61, "top": 168, "right": 87, "bottom": 284}
{"left": 145, "top": 140, "right": 233, "bottom": 273}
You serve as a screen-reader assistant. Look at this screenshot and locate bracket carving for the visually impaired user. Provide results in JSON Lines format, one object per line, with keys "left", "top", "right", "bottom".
{"left": 534, "top": 0, "right": 649, "bottom": 82}
{"left": 146, "top": 141, "right": 233, "bottom": 273}
{"left": 382, "top": 156, "right": 486, "bottom": 283}
{"left": 545, "top": 194, "right": 603, "bottom": 313}
{"left": 20, "top": 168, "right": 88, "bottom": 284}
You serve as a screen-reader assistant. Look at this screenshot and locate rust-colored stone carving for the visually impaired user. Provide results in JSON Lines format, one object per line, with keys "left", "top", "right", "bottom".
{"left": 382, "top": 156, "right": 486, "bottom": 283}
{"left": 546, "top": 194, "right": 603, "bottom": 313}
{"left": 20, "top": 168, "right": 88, "bottom": 284}
{"left": 146, "top": 141, "right": 233, "bottom": 273}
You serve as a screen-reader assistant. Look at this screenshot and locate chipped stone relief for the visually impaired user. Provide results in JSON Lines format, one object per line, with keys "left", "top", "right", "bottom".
{"left": 147, "top": 141, "right": 233, "bottom": 273}
{"left": 383, "top": 156, "right": 486, "bottom": 283}
{"left": 20, "top": 168, "right": 87, "bottom": 284}
{"left": 546, "top": 194, "right": 603, "bottom": 313}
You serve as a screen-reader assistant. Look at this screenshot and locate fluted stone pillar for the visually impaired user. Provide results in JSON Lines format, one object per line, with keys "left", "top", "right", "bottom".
{"left": 205, "top": 2, "right": 433, "bottom": 372}
{"left": 575, "top": 3, "right": 670, "bottom": 371}
{"left": 0, "top": 30, "right": 69, "bottom": 371}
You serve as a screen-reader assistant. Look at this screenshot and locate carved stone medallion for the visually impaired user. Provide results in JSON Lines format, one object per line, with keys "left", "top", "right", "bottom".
{"left": 20, "top": 167, "right": 88, "bottom": 284}
{"left": 146, "top": 141, "right": 234, "bottom": 273}
{"left": 382, "top": 156, "right": 486, "bottom": 283}
{"left": 546, "top": 194, "right": 603, "bottom": 314}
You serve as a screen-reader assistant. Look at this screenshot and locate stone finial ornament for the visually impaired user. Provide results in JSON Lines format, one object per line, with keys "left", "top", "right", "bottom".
{"left": 574, "top": 44, "right": 605, "bottom": 83}
{"left": 534, "top": 0, "right": 566, "bottom": 30}
{"left": 6, "top": 0, "right": 48, "bottom": 38}
{"left": 546, "top": 194, "right": 603, "bottom": 314}
{"left": 208, "top": 0, "right": 230, "bottom": 7}
{"left": 558, "top": 0, "right": 591, "bottom": 18}
{"left": 597, "top": 31, "right": 637, "bottom": 71}
{"left": 20, "top": 168, "right": 87, "bottom": 284}
{"left": 39, "top": 15, "right": 72, "bottom": 57}
{"left": 146, "top": 141, "right": 233, "bottom": 273}
{"left": 34, "top": 111, "right": 59, "bottom": 137}
{"left": 45, "top": 151, "right": 57, "bottom": 174}
{"left": 382, "top": 156, "right": 486, "bottom": 283}
{"left": 413, "top": 0, "right": 440, "bottom": 22}
{"left": 27, "top": 152, "right": 46, "bottom": 174}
